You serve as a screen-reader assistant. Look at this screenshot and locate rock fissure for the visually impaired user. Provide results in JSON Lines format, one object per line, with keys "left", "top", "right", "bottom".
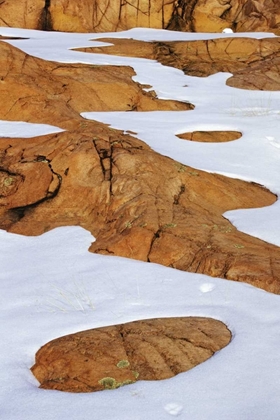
{"left": 31, "top": 317, "right": 232, "bottom": 392}
{"left": 147, "top": 229, "right": 161, "bottom": 262}
{"left": 92, "top": 138, "right": 112, "bottom": 182}
{"left": 173, "top": 184, "right": 186, "bottom": 205}
{"left": 0, "top": 40, "right": 280, "bottom": 293}
{"left": 6, "top": 158, "right": 62, "bottom": 225}
{"left": 40, "top": 0, "right": 52, "bottom": 31}
{"left": 1, "top": 0, "right": 280, "bottom": 34}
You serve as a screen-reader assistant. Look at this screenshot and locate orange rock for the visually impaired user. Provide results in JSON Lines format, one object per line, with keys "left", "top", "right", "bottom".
{"left": 1, "top": 126, "right": 279, "bottom": 293}
{"left": 0, "top": 0, "right": 44, "bottom": 30}
{"left": 77, "top": 37, "right": 280, "bottom": 91}
{"left": 0, "top": 41, "right": 280, "bottom": 293}
{"left": 31, "top": 317, "right": 231, "bottom": 392}
{"left": 0, "top": 0, "right": 279, "bottom": 34}
{"left": 0, "top": 42, "right": 192, "bottom": 131}
{"left": 176, "top": 131, "right": 242, "bottom": 143}
{"left": 154, "top": 37, "right": 280, "bottom": 90}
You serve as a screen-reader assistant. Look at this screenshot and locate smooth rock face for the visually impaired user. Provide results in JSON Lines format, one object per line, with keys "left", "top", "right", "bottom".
{"left": 0, "top": 0, "right": 279, "bottom": 34}
{"left": 31, "top": 317, "right": 232, "bottom": 392}
{"left": 0, "top": 41, "right": 280, "bottom": 293}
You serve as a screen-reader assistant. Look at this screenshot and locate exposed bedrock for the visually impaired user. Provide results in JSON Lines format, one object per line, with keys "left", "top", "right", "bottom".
{"left": 1, "top": 124, "right": 279, "bottom": 293}
{"left": 77, "top": 37, "right": 280, "bottom": 91}
{"left": 0, "top": 42, "right": 280, "bottom": 293}
{"left": 0, "top": 0, "right": 279, "bottom": 34}
{"left": 0, "top": 41, "right": 192, "bottom": 132}
{"left": 176, "top": 131, "right": 242, "bottom": 142}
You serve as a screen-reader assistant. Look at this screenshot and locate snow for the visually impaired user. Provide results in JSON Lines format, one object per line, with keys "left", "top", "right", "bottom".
{"left": 0, "top": 26, "right": 280, "bottom": 420}
{"left": 0, "top": 121, "right": 64, "bottom": 138}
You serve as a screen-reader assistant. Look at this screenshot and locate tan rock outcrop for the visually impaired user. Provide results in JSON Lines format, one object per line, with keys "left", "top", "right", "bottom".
{"left": 31, "top": 317, "right": 231, "bottom": 392}
{"left": 226, "top": 0, "right": 280, "bottom": 34}
{"left": 0, "top": 0, "right": 279, "bottom": 34}
{"left": 176, "top": 131, "right": 242, "bottom": 142}
{"left": 153, "top": 37, "right": 280, "bottom": 90}
{"left": 0, "top": 41, "right": 192, "bottom": 131}
{"left": 0, "top": 40, "right": 280, "bottom": 293}
{"left": 168, "top": 0, "right": 280, "bottom": 34}
{"left": 1, "top": 123, "right": 280, "bottom": 293}
{"left": 0, "top": 0, "right": 45, "bottom": 29}
{"left": 79, "top": 36, "right": 280, "bottom": 91}
{"left": 48, "top": 0, "right": 175, "bottom": 33}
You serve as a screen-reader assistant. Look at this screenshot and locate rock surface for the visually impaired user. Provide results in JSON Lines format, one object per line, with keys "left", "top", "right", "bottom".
{"left": 0, "top": 40, "right": 280, "bottom": 293}
{"left": 77, "top": 36, "right": 280, "bottom": 91}
{"left": 0, "top": 0, "right": 279, "bottom": 34}
{"left": 176, "top": 131, "right": 242, "bottom": 142}
{"left": 0, "top": 0, "right": 45, "bottom": 30}
{"left": 0, "top": 41, "right": 192, "bottom": 131}
{"left": 154, "top": 37, "right": 280, "bottom": 91}
{"left": 31, "top": 317, "right": 232, "bottom": 392}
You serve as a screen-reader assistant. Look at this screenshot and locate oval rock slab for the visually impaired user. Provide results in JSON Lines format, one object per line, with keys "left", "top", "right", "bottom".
{"left": 31, "top": 317, "right": 231, "bottom": 393}
{"left": 176, "top": 131, "right": 242, "bottom": 143}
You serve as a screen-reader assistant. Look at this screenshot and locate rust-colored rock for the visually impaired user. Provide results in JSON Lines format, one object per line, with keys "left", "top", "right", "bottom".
{"left": 80, "top": 37, "right": 280, "bottom": 91}
{"left": 1, "top": 0, "right": 279, "bottom": 34}
{"left": 153, "top": 37, "right": 280, "bottom": 91}
{"left": 0, "top": 41, "right": 192, "bottom": 131}
{"left": 1, "top": 126, "right": 280, "bottom": 293}
{"left": 48, "top": 0, "right": 174, "bottom": 33}
{"left": 168, "top": 0, "right": 280, "bottom": 34}
{"left": 0, "top": 41, "right": 280, "bottom": 293}
{"left": 31, "top": 317, "right": 231, "bottom": 392}
{"left": 0, "top": 0, "right": 45, "bottom": 30}
{"left": 225, "top": 0, "right": 280, "bottom": 34}
{"left": 176, "top": 131, "right": 242, "bottom": 143}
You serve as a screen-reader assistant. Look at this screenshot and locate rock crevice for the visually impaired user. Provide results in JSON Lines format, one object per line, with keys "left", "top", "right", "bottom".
{"left": 31, "top": 317, "right": 232, "bottom": 393}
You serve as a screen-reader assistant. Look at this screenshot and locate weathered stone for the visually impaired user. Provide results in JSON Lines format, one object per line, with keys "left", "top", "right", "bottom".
{"left": 153, "top": 37, "right": 280, "bottom": 90}
{"left": 1, "top": 125, "right": 279, "bottom": 293}
{"left": 79, "top": 37, "right": 280, "bottom": 91}
{"left": 0, "top": 41, "right": 192, "bottom": 132}
{"left": 48, "top": 0, "right": 175, "bottom": 33}
{"left": 1, "top": 41, "right": 280, "bottom": 294}
{"left": 0, "top": 0, "right": 45, "bottom": 30}
{"left": 176, "top": 131, "right": 242, "bottom": 142}
{"left": 226, "top": 0, "right": 280, "bottom": 34}
{"left": 0, "top": 0, "right": 279, "bottom": 34}
{"left": 31, "top": 317, "right": 231, "bottom": 392}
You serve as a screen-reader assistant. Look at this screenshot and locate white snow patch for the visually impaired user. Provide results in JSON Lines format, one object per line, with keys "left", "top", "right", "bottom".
{"left": 0, "top": 120, "right": 64, "bottom": 138}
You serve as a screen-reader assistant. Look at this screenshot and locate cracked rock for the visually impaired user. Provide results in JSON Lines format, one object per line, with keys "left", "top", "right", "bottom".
{"left": 31, "top": 317, "right": 231, "bottom": 393}
{"left": 80, "top": 37, "right": 280, "bottom": 91}
{"left": 0, "top": 0, "right": 279, "bottom": 34}
{"left": 0, "top": 41, "right": 280, "bottom": 293}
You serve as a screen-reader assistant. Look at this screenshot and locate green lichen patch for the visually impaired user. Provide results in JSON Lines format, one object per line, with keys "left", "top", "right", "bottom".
{"left": 98, "top": 376, "right": 135, "bottom": 390}
{"left": 3, "top": 177, "right": 14, "bottom": 187}
{"left": 98, "top": 377, "right": 117, "bottom": 389}
{"left": 117, "top": 360, "right": 130, "bottom": 369}
{"left": 132, "top": 371, "right": 139, "bottom": 379}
